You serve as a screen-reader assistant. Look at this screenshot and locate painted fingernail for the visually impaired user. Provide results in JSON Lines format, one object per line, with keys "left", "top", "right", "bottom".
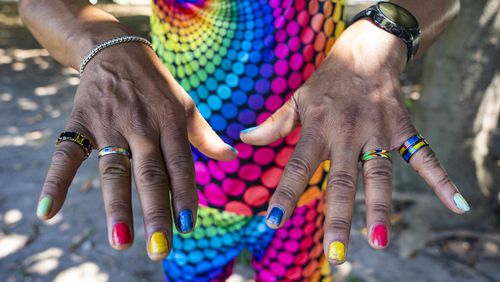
{"left": 241, "top": 126, "right": 257, "bottom": 134}
{"left": 371, "top": 224, "right": 388, "bottom": 248}
{"left": 453, "top": 193, "right": 470, "bottom": 212}
{"left": 149, "top": 231, "right": 168, "bottom": 254}
{"left": 227, "top": 144, "right": 238, "bottom": 154}
{"left": 328, "top": 241, "right": 345, "bottom": 262}
{"left": 112, "top": 222, "right": 131, "bottom": 246}
{"left": 178, "top": 209, "right": 194, "bottom": 233}
{"left": 36, "top": 196, "right": 52, "bottom": 218}
{"left": 267, "top": 206, "right": 284, "bottom": 227}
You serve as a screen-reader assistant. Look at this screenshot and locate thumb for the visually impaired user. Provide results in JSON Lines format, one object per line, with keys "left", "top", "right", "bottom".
{"left": 186, "top": 103, "right": 238, "bottom": 161}
{"left": 240, "top": 96, "right": 300, "bottom": 146}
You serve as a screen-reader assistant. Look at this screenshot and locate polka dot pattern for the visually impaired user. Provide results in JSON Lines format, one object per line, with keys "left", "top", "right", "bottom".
{"left": 164, "top": 206, "right": 275, "bottom": 282}
{"left": 151, "top": 0, "right": 346, "bottom": 216}
{"left": 164, "top": 196, "right": 331, "bottom": 282}
{"left": 252, "top": 195, "right": 332, "bottom": 282}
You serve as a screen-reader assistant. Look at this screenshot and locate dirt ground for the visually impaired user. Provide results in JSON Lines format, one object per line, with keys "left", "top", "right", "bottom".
{"left": 1, "top": 3, "right": 499, "bottom": 282}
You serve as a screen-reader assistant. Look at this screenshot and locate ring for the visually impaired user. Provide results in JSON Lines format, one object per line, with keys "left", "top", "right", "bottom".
{"left": 98, "top": 146, "right": 132, "bottom": 158}
{"left": 56, "top": 131, "right": 94, "bottom": 159}
{"left": 399, "top": 134, "right": 429, "bottom": 162}
{"left": 360, "top": 149, "right": 392, "bottom": 163}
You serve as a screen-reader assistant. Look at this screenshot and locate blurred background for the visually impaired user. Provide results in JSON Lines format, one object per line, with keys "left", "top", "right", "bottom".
{"left": 0, "top": 0, "right": 499, "bottom": 281}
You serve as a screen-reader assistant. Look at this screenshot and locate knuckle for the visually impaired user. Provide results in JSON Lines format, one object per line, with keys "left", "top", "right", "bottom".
{"left": 435, "top": 173, "right": 452, "bottom": 189}
{"left": 68, "top": 109, "right": 94, "bottom": 134}
{"left": 126, "top": 105, "right": 155, "bottom": 135}
{"left": 364, "top": 164, "right": 393, "bottom": 184}
{"left": 394, "top": 113, "right": 416, "bottom": 142}
{"left": 420, "top": 149, "right": 441, "bottom": 170}
{"left": 143, "top": 206, "right": 170, "bottom": 224}
{"left": 300, "top": 130, "right": 325, "bottom": 148}
{"left": 326, "top": 217, "right": 351, "bottom": 232}
{"left": 329, "top": 172, "right": 357, "bottom": 194}
{"left": 369, "top": 201, "right": 391, "bottom": 216}
{"left": 284, "top": 157, "right": 313, "bottom": 182}
{"left": 275, "top": 185, "right": 301, "bottom": 205}
{"left": 166, "top": 155, "right": 194, "bottom": 180}
{"left": 52, "top": 146, "right": 75, "bottom": 162}
{"left": 171, "top": 190, "right": 197, "bottom": 207}
{"left": 107, "top": 199, "right": 131, "bottom": 215}
{"left": 136, "top": 160, "right": 168, "bottom": 187}
{"left": 183, "top": 98, "right": 196, "bottom": 120}
{"left": 44, "top": 174, "right": 67, "bottom": 192}
{"left": 162, "top": 113, "right": 186, "bottom": 134}
{"left": 101, "top": 162, "right": 130, "bottom": 181}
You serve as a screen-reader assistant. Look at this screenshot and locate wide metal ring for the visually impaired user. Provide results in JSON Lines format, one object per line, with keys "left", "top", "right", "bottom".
{"left": 399, "top": 134, "right": 429, "bottom": 162}
{"left": 98, "top": 146, "right": 132, "bottom": 158}
{"left": 56, "top": 131, "right": 94, "bottom": 159}
{"left": 360, "top": 149, "right": 392, "bottom": 163}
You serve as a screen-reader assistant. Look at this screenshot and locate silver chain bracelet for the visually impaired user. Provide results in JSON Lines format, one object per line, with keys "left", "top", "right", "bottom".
{"left": 78, "top": 35, "right": 153, "bottom": 76}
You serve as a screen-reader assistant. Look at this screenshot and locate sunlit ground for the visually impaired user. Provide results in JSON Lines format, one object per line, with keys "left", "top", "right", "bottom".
{"left": 1, "top": 2, "right": 499, "bottom": 282}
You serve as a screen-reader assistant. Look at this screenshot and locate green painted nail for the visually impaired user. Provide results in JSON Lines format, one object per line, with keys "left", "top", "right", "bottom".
{"left": 453, "top": 193, "right": 470, "bottom": 212}
{"left": 37, "top": 196, "right": 52, "bottom": 217}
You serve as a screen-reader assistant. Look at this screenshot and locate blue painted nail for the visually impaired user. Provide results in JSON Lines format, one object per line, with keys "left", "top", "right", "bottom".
{"left": 227, "top": 144, "right": 238, "bottom": 153}
{"left": 241, "top": 126, "right": 258, "bottom": 134}
{"left": 267, "top": 206, "right": 284, "bottom": 228}
{"left": 178, "top": 209, "right": 193, "bottom": 233}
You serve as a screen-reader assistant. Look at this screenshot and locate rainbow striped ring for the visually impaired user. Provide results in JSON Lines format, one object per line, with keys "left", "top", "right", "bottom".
{"left": 399, "top": 134, "right": 429, "bottom": 162}
{"left": 360, "top": 149, "right": 392, "bottom": 163}
{"left": 98, "top": 146, "right": 132, "bottom": 158}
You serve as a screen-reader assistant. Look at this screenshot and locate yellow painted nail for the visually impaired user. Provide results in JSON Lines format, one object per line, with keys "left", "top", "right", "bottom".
{"left": 328, "top": 241, "right": 345, "bottom": 262}
{"left": 149, "top": 231, "right": 168, "bottom": 254}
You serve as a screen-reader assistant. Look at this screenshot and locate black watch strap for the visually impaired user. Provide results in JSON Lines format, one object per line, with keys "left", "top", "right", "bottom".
{"left": 350, "top": 2, "right": 420, "bottom": 62}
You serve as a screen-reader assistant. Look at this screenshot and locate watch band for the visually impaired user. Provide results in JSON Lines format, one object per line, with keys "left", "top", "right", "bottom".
{"left": 350, "top": 2, "right": 420, "bottom": 62}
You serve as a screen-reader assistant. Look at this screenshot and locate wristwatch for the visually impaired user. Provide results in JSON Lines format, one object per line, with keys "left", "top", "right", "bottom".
{"left": 350, "top": 1, "right": 421, "bottom": 62}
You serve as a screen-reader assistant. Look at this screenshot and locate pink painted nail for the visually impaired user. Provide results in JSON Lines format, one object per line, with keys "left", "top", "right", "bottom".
{"left": 371, "top": 224, "right": 388, "bottom": 248}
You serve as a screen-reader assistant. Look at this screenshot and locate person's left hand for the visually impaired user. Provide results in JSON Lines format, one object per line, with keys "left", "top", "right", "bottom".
{"left": 240, "top": 19, "right": 469, "bottom": 264}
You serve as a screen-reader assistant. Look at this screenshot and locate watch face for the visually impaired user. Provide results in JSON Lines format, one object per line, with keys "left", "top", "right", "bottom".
{"left": 378, "top": 2, "right": 418, "bottom": 29}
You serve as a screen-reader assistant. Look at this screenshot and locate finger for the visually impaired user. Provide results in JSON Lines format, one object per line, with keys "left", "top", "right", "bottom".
{"left": 37, "top": 116, "right": 94, "bottom": 220}
{"left": 240, "top": 96, "right": 299, "bottom": 146}
{"left": 324, "top": 147, "right": 359, "bottom": 265}
{"left": 361, "top": 139, "right": 392, "bottom": 249}
{"left": 96, "top": 132, "right": 134, "bottom": 250}
{"left": 129, "top": 136, "right": 172, "bottom": 261}
{"left": 393, "top": 119, "right": 470, "bottom": 214}
{"left": 266, "top": 130, "right": 326, "bottom": 229}
{"left": 186, "top": 102, "right": 238, "bottom": 161}
{"left": 160, "top": 119, "right": 197, "bottom": 234}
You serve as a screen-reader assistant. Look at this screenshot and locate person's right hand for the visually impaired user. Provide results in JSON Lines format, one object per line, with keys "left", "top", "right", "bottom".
{"left": 35, "top": 42, "right": 237, "bottom": 260}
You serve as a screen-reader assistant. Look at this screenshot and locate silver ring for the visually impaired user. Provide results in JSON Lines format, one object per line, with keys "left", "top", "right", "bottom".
{"left": 98, "top": 146, "right": 131, "bottom": 158}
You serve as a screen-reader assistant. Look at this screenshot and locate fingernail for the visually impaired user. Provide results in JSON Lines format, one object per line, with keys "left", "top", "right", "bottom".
{"left": 36, "top": 196, "right": 52, "bottom": 217}
{"left": 328, "top": 241, "right": 345, "bottom": 262}
{"left": 149, "top": 231, "right": 168, "bottom": 254}
{"left": 371, "top": 224, "right": 388, "bottom": 248}
{"left": 227, "top": 144, "right": 238, "bottom": 154}
{"left": 178, "top": 209, "right": 194, "bottom": 233}
{"left": 267, "top": 206, "right": 284, "bottom": 227}
{"left": 453, "top": 193, "right": 470, "bottom": 212}
{"left": 112, "top": 222, "right": 131, "bottom": 245}
{"left": 241, "top": 126, "right": 257, "bottom": 134}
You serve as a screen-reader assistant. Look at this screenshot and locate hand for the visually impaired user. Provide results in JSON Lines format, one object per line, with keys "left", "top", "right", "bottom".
{"left": 241, "top": 20, "right": 469, "bottom": 264}
{"left": 35, "top": 42, "right": 237, "bottom": 260}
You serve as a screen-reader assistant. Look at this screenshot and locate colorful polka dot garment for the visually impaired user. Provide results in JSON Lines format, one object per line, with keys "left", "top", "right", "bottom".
{"left": 151, "top": 0, "right": 346, "bottom": 216}
{"left": 163, "top": 198, "right": 332, "bottom": 282}
{"left": 152, "top": 0, "right": 346, "bottom": 280}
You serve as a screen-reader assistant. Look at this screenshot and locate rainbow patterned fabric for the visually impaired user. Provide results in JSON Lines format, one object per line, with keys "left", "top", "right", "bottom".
{"left": 151, "top": 0, "right": 346, "bottom": 216}
{"left": 151, "top": 0, "right": 346, "bottom": 280}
